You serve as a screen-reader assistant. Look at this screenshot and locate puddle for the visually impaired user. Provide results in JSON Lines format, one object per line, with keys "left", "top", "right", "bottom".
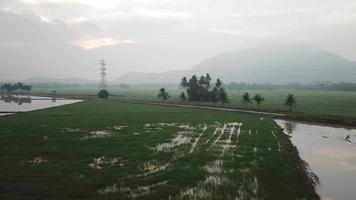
{"left": 275, "top": 119, "right": 356, "bottom": 200}
{"left": 98, "top": 181, "right": 168, "bottom": 197}
{"left": 155, "top": 134, "right": 192, "bottom": 152}
{"left": 80, "top": 130, "right": 112, "bottom": 140}
{"left": 88, "top": 156, "right": 122, "bottom": 169}
{"left": 139, "top": 160, "right": 170, "bottom": 176}
{"left": 28, "top": 157, "right": 47, "bottom": 165}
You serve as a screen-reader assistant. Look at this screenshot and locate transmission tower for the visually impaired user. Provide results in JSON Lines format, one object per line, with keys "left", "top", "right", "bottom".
{"left": 99, "top": 59, "right": 107, "bottom": 90}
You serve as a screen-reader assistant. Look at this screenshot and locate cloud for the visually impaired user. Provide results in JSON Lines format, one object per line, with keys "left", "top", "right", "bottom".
{"left": 0, "top": 41, "right": 30, "bottom": 49}
{"left": 37, "top": 14, "right": 52, "bottom": 23}
{"left": 320, "top": 10, "right": 356, "bottom": 25}
{"left": 19, "top": 0, "right": 121, "bottom": 11}
{"left": 209, "top": 28, "right": 241, "bottom": 35}
{"left": 229, "top": 8, "right": 316, "bottom": 18}
{"left": 64, "top": 16, "right": 88, "bottom": 24}
{"left": 133, "top": 8, "right": 192, "bottom": 18}
{"left": 70, "top": 37, "right": 137, "bottom": 50}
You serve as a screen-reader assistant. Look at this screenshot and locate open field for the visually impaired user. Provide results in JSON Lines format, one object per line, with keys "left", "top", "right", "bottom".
{"left": 0, "top": 101, "right": 318, "bottom": 199}
{"left": 30, "top": 87, "right": 356, "bottom": 118}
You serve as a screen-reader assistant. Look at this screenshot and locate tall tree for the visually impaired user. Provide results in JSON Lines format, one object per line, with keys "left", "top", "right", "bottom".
{"left": 215, "top": 78, "right": 222, "bottom": 88}
{"left": 252, "top": 94, "right": 265, "bottom": 108}
{"left": 218, "top": 87, "right": 229, "bottom": 105}
{"left": 179, "top": 92, "right": 187, "bottom": 102}
{"left": 211, "top": 87, "right": 219, "bottom": 103}
{"left": 285, "top": 94, "right": 297, "bottom": 112}
{"left": 180, "top": 77, "right": 189, "bottom": 88}
{"left": 158, "top": 88, "right": 170, "bottom": 101}
{"left": 242, "top": 92, "right": 252, "bottom": 108}
{"left": 205, "top": 73, "right": 212, "bottom": 88}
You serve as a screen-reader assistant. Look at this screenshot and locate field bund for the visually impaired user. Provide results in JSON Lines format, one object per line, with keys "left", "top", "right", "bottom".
{"left": 0, "top": 101, "right": 319, "bottom": 199}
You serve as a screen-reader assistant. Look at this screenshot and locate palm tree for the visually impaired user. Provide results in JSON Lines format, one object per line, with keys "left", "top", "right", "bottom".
{"left": 253, "top": 94, "right": 265, "bottom": 109}
{"left": 218, "top": 87, "right": 229, "bottom": 106}
{"left": 179, "top": 92, "right": 187, "bottom": 102}
{"left": 180, "top": 77, "right": 189, "bottom": 88}
{"left": 285, "top": 94, "right": 297, "bottom": 112}
{"left": 242, "top": 92, "right": 252, "bottom": 108}
{"left": 158, "top": 88, "right": 170, "bottom": 101}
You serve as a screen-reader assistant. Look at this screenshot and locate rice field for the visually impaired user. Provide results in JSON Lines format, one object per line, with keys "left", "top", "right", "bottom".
{"left": 0, "top": 101, "right": 319, "bottom": 199}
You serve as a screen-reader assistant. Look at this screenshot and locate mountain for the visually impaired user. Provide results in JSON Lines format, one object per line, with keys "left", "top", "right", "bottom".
{"left": 23, "top": 77, "right": 96, "bottom": 84}
{"left": 115, "top": 45, "right": 356, "bottom": 84}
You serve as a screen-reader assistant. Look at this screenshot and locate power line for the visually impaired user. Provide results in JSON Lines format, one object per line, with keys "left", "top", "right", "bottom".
{"left": 99, "top": 59, "right": 107, "bottom": 90}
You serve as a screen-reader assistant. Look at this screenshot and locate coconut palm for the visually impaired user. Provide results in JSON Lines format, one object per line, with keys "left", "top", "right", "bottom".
{"left": 285, "top": 94, "right": 297, "bottom": 112}
{"left": 242, "top": 92, "right": 252, "bottom": 108}
{"left": 218, "top": 87, "right": 229, "bottom": 106}
{"left": 253, "top": 94, "right": 265, "bottom": 109}
{"left": 158, "top": 88, "right": 170, "bottom": 101}
{"left": 179, "top": 92, "right": 186, "bottom": 102}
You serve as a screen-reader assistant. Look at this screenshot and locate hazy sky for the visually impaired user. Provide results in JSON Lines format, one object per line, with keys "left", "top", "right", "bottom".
{"left": 1, "top": 0, "right": 356, "bottom": 80}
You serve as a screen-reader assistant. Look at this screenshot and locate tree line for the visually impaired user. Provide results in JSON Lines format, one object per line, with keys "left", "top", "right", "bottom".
{"left": 157, "top": 74, "right": 298, "bottom": 112}
{"left": 240, "top": 92, "right": 297, "bottom": 112}
{"left": 180, "top": 74, "right": 229, "bottom": 105}
{"left": 227, "top": 81, "right": 356, "bottom": 92}
{"left": 0, "top": 82, "right": 31, "bottom": 92}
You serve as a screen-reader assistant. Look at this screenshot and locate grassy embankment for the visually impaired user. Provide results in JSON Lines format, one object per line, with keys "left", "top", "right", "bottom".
{"left": 0, "top": 101, "right": 319, "bottom": 199}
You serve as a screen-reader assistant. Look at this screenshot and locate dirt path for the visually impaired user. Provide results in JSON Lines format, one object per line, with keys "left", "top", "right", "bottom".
{"left": 115, "top": 99, "right": 285, "bottom": 117}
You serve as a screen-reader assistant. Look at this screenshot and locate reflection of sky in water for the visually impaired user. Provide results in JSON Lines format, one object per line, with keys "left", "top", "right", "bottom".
{"left": 275, "top": 119, "right": 356, "bottom": 200}
{"left": 0, "top": 96, "right": 81, "bottom": 113}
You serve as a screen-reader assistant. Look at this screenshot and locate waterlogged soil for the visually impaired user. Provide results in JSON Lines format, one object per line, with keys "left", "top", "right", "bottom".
{"left": 0, "top": 101, "right": 319, "bottom": 200}
{"left": 275, "top": 119, "right": 356, "bottom": 200}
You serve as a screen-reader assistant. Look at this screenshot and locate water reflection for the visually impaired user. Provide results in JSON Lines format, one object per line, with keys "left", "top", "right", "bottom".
{"left": 283, "top": 120, "right": 297, "bottom": 134}
{"left": 0, "top": 95, "right": 81, "bottom": 114}
{"left": 275, "top": 119, "right": 356, "bottom": 200}
{"left": 1, "top": 95, "right": 32, "bottom": 105}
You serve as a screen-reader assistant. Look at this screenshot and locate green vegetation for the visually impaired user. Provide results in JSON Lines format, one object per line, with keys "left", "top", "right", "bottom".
{"left": 158, "top": 88, "right": 170, "bottom": 100}
{"left": 180, "top": 74, "right": 228, "bottom": 104}
{"left": 242, "top": 92, "right": 252, "bottom": 108}
{"left": 98, "top": 89, "right": 109, "bottom": 99}
{"left": 0, "top": 82, "right": 31, "bottom": 92}
{"left": 285, "top": 94, "right": 297, "bottom": 112}
{"left": 0, "top": 101, "right": 318, "bottom": 199}
{"left": 252, "top": 94, "right": 265, "bottom": 109}
{"left": 18, "top": 87, "right": 356, "bottom": 119}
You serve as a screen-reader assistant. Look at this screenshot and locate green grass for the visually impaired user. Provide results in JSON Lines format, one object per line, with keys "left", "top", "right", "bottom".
{"left": 0, "top": 101, "right": 318, "bottom": 199}
{"left": 31, "top": 87, "right": 356, "bottom": 118}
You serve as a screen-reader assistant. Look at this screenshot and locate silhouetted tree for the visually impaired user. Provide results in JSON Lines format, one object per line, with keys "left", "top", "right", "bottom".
{"left": 180, "top": 77, "right": 189, "bottom": 88}
{"left": 211, "top": 87, "right": 219, "bottom": 103}
{"left": 215, "top": 78, "right": 222, "bottom": 88}
{"left": 98, "top": 89, "right": 109, "bottom": 99}
{"left": 180, "top": 74, "right": 228, "bottom": 104}
{"left": 179, "top": 92, "right": 187, "bottom": 102}
{"left": 285, "top": 94, "right": 297, "bottom": 112}
{"left": 242, "top": 92, "right": 252, "bottom": 108}
{"left": 252, "top": 94, "right": 265, "bottom": 109}
{"left": 158, "top": 88, "right": 170, "bottom": 101}
{"left": 218, "top": 87, "right": 229, "bottom": 105}
{"left": 205, "top": 73, "right": 212, "bottom": 88}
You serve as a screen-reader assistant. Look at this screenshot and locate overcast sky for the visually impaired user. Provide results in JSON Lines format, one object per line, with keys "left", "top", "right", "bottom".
{"left": 1, "top": 0, "right": 356, "bottom": 81}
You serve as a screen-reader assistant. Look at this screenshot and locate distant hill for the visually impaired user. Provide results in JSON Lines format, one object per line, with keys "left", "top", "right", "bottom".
{"left": 24, "top": 77, "right": 96, "bottom": 84}
{"left": 115, "top": 45, "right": 356, "bottom": 84}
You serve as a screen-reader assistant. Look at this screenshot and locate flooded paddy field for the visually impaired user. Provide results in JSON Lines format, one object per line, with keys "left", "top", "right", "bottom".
{"left": 0, "top": 95, "right": 81, "bottom": 116}
{"left": 275, "top": 119, "right": 356, "bottom": 200}
{"left": 0, "top": 101, "right": 318, "bottom": 199}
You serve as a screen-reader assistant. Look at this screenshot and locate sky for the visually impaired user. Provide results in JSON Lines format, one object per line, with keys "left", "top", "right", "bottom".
{"left": 1, "top": 0, "right": 356, "bottom": 81}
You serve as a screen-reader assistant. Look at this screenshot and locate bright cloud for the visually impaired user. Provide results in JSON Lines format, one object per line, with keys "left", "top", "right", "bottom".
{"left": 70, "top": 37, "right": 137, "bottom": 50}
{"left": 209, "top": 28, "right": 241, "bottom": 35}
{"left": 133, "top": 8, "right": 192, "bottom": 18}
